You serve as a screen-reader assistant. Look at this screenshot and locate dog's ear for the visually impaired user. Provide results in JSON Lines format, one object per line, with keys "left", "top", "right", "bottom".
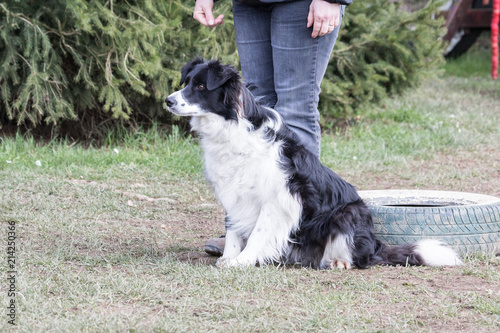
{"left": 180, "top": 58, "right": 205, "bottom": 86}
{"left": 206, "top": 61, "right": 239, "bottom": 90}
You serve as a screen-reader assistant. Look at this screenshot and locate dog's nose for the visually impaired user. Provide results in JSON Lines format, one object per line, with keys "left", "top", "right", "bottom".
{"left": 165, "top": 97, "right": 176, "bottom": 108}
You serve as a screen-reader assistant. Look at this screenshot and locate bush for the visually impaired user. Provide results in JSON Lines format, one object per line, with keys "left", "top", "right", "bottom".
{"left": 0, "top": 0, "right": 235, "bottom": 138}
{"left": 321, "top": 0, "right": 446, "bottom": 126}
{"left": 0, "top": 0, "right": 444, "bottom": 137}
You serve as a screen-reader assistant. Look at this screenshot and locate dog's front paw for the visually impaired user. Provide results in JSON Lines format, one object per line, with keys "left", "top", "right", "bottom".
{"left": 216, "top": 257, "right": 235, "bottom": 268}
{"left": 216, "top": 257, "right": 254, "bottom": 268}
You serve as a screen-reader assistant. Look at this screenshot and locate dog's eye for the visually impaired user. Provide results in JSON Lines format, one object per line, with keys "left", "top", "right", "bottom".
{"left": 196, "top": 83, "right": 205, "bottom": 90}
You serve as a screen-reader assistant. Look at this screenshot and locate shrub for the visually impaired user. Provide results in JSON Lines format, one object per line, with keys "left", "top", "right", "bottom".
{"left": 320, "top": 0, "right": 446, "bottom": 126}
{"left": 0, "top": 0, "right": 235, "bottom": 138}
{"left": 0, "top": 0, "right": 444, "bottom": 137}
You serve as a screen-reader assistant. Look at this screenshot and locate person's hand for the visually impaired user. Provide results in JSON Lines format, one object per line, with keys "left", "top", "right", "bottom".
{"left": 193, "top": 0, "right": 224, "bottom": 28}
{"left": 307, "top": 0, "right": 341, "bottom": 38}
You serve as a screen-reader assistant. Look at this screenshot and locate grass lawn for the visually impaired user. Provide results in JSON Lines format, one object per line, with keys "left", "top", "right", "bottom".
{"left": 1, "top": 47, "right": 500, "bottom": 331}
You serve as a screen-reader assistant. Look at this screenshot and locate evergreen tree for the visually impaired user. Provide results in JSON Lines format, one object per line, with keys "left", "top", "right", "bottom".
{"left": 0, "top": 0, "right": 235, "bottom": 136}
{"left": 321, "top": 0, "right": 446, "bottom": 125}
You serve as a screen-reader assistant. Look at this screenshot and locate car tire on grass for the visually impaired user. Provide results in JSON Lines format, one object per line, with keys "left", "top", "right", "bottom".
{"left": 359, "top": 190, "right": 500, "bottom": 255}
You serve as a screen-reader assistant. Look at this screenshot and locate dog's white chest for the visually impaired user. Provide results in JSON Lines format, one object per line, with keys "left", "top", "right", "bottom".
{"left": 197, "top": 119, "right": 288, "bottom": 219}
{"left": 203, "top": 137, "right": 284, "bottom": 201}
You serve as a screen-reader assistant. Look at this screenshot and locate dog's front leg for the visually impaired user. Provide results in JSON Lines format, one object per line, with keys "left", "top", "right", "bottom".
{"left": 219, "top": 229, "right": 243, "bottom": 259}
{"left": 218, "top": 201, "right": 296, "bottom": 268}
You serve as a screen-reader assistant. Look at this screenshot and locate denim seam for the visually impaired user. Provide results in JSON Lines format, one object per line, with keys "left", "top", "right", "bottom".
{"left": 237, "top": 39, "right": 272, "bottom": 44}
{"left": 310, "top": 37, "right": 321, "bottom": 155}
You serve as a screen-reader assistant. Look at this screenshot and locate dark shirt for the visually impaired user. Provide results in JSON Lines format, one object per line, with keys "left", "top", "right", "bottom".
{"left": 233, "top": 0, "right": 353, "bottom": 5}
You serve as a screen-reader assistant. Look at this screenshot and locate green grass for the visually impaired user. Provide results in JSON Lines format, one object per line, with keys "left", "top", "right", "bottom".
{"left": 1, "top": 54, "right": 500, "bottom": 331}
{"left": 17, "top": 258, "right": 497, "bottom": 332}
{"left": 321, "top": 77, "right": 500, "bottom": 183}
{"left": 443, "top": 32, "right": 493, "bottom": 78}
{"left": 0, "top": 125, "right": 204, "bottom": 180}
{"left": 444, "top": 47, "right": 492, "bottom": 78}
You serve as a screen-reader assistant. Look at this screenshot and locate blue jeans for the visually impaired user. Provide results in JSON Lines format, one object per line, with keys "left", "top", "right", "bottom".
{"left": 232, "top": 0, "right": 344, "bottom": 158}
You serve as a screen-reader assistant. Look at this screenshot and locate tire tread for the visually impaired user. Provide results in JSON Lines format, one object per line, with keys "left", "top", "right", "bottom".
{"left": 370, "top": 201, "right": 500, "bottom": 254}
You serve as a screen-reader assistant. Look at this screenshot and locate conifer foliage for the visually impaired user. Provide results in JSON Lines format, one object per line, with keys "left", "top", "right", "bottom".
{"left": 0, "top": 0, "right": 444, "bottom": 134}
{"left": 321, "top": 0, "right": 446, "bottom": 124}
{"left": 0, "top": 0, "right": 235, "bottom": 136}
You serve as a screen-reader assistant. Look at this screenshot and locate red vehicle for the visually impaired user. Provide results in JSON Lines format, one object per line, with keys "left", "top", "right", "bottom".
{"left": 443, "top": 0, "right": 496, "bottom": 57}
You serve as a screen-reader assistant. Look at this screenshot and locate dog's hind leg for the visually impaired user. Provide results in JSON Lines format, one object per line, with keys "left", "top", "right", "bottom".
{"left": 320, "top": 234, "right": 354, "bottom": 270}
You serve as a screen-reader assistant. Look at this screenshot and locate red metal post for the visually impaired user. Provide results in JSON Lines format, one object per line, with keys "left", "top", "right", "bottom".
{"left": 492, "top": 0, "right": 499, "bottom": 79}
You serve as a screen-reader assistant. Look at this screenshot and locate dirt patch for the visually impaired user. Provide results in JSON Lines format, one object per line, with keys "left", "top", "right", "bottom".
{"left": 351, "top": 144, "right": 500, "bottom": 196}
{"left": 175, "top": 251, "right": 218, "bottom": 266}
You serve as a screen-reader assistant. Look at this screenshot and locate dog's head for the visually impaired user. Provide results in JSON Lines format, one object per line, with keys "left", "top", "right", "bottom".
{"left": 165, "top": 58, "right": 241, "bottom": 121}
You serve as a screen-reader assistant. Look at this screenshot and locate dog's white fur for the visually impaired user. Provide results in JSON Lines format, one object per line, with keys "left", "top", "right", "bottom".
{"left": 320, "top": 234, "right": 354, "bottom": 269}
{"left": 167, "top": 91, "right": 207, "bottom": 117}
{"left": 414, "top": 239, "right": 463, "bottom": 266}
{"left": 190, "top": 110, "right": 302, "bottom": 267}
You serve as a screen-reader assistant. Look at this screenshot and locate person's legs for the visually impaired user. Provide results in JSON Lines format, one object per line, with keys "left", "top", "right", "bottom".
{"left": 232, "top": 1, "right": 277, "bottom": 107}
{"left": 233, "top": 0, "right": 344, "bottom": 157}
{"left": 271, "top": 1, "right": 344, "bottom": 157}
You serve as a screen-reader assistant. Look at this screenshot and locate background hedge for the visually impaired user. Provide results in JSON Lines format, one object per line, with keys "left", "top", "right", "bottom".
{"left": 0, "top": 0, "right": 445, "bottom": 138}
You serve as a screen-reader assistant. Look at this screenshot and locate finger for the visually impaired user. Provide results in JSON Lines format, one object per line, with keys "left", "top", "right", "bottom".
{"left": 307, "top": 9, "right": 314, "bottom": 28}
{"left": 311, "top": 11, "right": 327, "bottom": 38}
{"left": 311, "top": 20, "right": 321, "bottom": 38}
{"left": 193, "top": 10, "right": 211, "bottom": 27}
{"left": 204, "top": 9, "right": 216, "bottom": 27}
{"left": 193, "top": 1, "right": 218, "bottom": 28}
{"left": 193, "top": 11, "right": 207, "bottom": 26}
{"left": 313, "top": 17, "right": 329, "bottom": 37}
{"left": 213, "top": 14, "right": 225, "bottom": 27}
{"left": 334, "top": 13, "right": 340, "bottom": 28}
{"left": 319, "top": 20, "right": 329, "bottom": 37}
{"left": 327, "top": 19, "right": 336, "bottom": 33}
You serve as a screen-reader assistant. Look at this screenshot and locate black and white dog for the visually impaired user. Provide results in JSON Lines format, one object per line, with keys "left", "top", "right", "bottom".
{"left": 166, "top": 58, "right": 462, "bottom": 269}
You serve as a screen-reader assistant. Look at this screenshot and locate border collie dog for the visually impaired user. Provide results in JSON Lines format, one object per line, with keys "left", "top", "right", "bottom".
{"left": 166, "top": 58, "right": 462, "bottom": 269}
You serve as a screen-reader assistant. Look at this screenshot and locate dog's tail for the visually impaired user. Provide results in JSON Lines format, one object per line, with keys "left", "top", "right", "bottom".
{"left": 375, "top": 239, "right": 463, "bottom": 267}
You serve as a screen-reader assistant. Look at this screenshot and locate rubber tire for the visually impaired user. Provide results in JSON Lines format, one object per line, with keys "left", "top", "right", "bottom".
{"left": 444, "top": 29, "right": 483, "bottom": 59}
{"left": 359, "top": 190, "right": 500, "bottom": 255}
